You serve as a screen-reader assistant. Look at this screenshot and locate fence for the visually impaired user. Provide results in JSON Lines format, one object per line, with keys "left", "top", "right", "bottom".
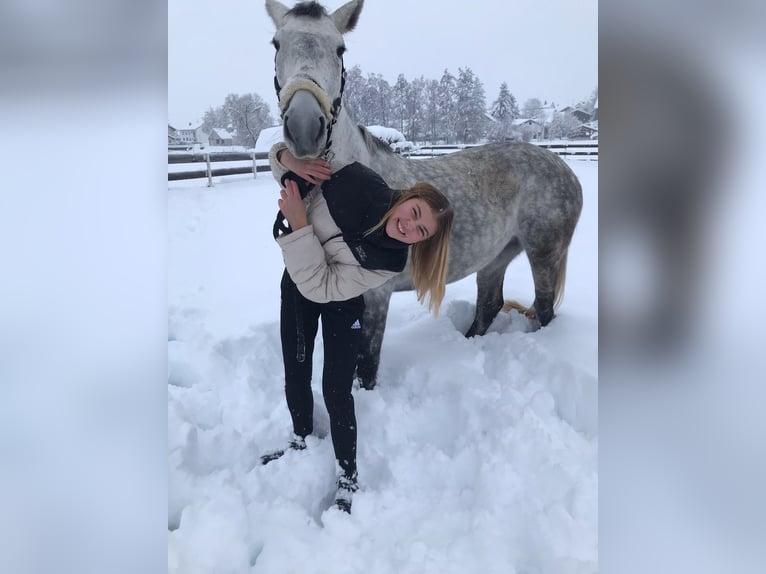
{"left": 168, "top": 151, "right": 270, "bottom": 186}
{"left": 406, "top": 140, "right": 598, "bottom": 159}
{"left": 167, "top": 140, "right": 597, "bottom": 183}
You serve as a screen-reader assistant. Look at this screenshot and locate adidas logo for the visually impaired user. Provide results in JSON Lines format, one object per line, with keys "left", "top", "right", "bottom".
{"left": 351, "top": 319, "right": 361, "bottom": 329}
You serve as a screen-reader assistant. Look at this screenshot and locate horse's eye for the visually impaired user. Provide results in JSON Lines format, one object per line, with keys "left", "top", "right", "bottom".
{"left": 336, "top": 46, "right": 346, "bottom": 57}
{"left": 272, "top": 39, "right": 280, "bottom": 51}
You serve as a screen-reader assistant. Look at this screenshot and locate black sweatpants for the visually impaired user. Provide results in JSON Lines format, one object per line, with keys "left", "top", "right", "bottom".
{"left": 280, "top": 270, "right": 365, "bottom": 477}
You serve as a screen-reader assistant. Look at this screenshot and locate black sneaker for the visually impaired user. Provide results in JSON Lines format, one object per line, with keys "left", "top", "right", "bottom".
{"left": 260, "top": 434, "right": 306, "bottom": 465}
{"left": 334, "top": 471, "right": 358, "bottom": 513}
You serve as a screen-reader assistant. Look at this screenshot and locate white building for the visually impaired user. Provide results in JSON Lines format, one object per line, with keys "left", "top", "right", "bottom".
{"left": 169, "top": 119, "right": 208, "bottom": 144}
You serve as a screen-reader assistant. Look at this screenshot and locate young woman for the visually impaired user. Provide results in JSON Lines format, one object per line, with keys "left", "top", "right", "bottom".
{"left": 261, "top": 144, "right": 454, "bottom": 513}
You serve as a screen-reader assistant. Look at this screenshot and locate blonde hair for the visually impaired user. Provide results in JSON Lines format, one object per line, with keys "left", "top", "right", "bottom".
{"left": 369, "top": 183, "right": 454, "bottom": 315}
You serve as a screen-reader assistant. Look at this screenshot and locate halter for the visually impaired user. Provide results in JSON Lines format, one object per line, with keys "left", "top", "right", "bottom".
{"left": 273, "top": 60, "right": 346, "bottom": 162}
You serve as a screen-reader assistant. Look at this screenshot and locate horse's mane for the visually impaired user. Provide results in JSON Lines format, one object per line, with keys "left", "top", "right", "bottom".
{"left": 288, "top": 2, "right": 327, "bottom": 18}
{"left": 288, "top": 1, "right": 361, "bottom": 31}
{"left": 357, "top": 125, "right": 396, "bottom": 156}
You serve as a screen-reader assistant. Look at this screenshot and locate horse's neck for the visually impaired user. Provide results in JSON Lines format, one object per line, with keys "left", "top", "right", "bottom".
{"left": 329, "top": 111, "right": 371, "bottom": 166}
{"left": 330, "top": 111, "right": 410, "bottom": 176}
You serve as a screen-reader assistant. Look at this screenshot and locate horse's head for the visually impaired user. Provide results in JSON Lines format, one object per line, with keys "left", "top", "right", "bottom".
{"left": 266, "top": 0, "right": 363, "bottom": 159}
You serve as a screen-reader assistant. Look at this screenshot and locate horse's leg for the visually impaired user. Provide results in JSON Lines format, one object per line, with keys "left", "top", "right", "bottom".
{"left": 355, "top": 284, "right": 394, "bottom": 390}
{"left": 526, "top": 246, "right": 565, "bottom": 328}
{"left": 466, "top": 237, "right": 524, "bottom": 338}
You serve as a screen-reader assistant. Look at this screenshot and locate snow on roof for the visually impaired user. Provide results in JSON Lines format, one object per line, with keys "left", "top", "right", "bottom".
{"left": 512, "top": 118, "right": 540, "bottom": 126}
{"left": 254, "top": 126, "right": 284, "bottom": 153}
{"left": 210, "top": 128, "right": 233, "bottom": 139}
{"left": 366, "top": 125, "right": 406, "bottom": 144}
{"left": 170, "top": 118, "right": 204, "bottom": 131}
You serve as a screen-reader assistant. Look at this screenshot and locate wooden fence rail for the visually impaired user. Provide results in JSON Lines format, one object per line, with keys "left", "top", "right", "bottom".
{"left": 167, "top": 142, "right": 597, "bottom": 183}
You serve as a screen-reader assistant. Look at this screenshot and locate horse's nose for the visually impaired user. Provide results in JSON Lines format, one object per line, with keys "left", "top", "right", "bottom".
{"left": 283, "top": 89, "right": 326, "bottom": 157}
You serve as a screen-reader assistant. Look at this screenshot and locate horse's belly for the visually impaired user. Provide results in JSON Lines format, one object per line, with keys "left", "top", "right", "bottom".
{"left": 390, "top": 232, "right": 517, "bottom": 292}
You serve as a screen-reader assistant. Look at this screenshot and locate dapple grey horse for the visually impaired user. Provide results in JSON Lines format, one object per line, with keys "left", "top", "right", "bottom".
{"left": 266, "top": 0, "right": 583, "bottom": 389}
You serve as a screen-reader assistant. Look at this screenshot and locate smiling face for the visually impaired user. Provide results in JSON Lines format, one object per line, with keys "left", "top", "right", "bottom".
{"left": 384, "top": 198, "right": 438, "bottom": 244}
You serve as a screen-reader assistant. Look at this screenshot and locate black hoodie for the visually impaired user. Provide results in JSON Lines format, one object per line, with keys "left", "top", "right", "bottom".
{"left": 281, "top": 162, "right": 409, "bottom": 273}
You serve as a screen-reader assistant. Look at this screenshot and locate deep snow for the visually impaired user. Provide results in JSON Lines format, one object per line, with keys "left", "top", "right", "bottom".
{"left": 168, "top": 158, "right": 597, "bottom": 574}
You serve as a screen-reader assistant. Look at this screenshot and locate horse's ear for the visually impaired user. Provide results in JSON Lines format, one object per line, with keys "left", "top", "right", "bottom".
{"left": 265, "top": 0, "right": 290, "bottom": 27}
{"left": 331, "top": 0, "right": 364, "bottom": 33}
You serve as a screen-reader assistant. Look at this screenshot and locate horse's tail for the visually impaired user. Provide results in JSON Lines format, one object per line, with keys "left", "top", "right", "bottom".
{"left": 502, "top": 248, "right": 569, "bottom": 318}
{"left": 552, "top": 248, "right": 568, "bottom": 312}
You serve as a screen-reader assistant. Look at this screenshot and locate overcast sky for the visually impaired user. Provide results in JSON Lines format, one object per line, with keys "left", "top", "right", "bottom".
{"left": 168, "top": 0, "right": 597, "bottom": 126}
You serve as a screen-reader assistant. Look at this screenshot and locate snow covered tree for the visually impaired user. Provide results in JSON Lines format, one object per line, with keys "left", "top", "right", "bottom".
{"left": 223, "top": 93, "right": 274, "bottom": 147}
{"left": 490, "top": 82, "right": 519, "bottom": 121}
{"left": 404, "top": 76, "right": 427, "bottom": 141}
{"left": 202, "top": 106, "right": 228, "bottom": 133}
{"left": 392, "top": 74, "right": 409, "bottom": 135}
{"left": 423, "top": 79, "right": 440, "bottom": 144}
{"left": 521, "top": 97, "right": 545, "bottom": 121}
{"left": 454, "top": 67, "right": 486, "bottom": 143}
{"left": 487, "top": 82, "right": 520, "bottom": 142}
{"left": 366, "top": 72, "right": 393, "bottom": 127}
{"left": 203, "top": 93, "right": 275, "bottom": 147}
{"left": 341, "top": 65, "right": 367, "bottom": 124}
{"left": 549, "top": 112, "right": 582, "bottom": 139}
{"left": 436, "top": 69, "right": 457, "bottom": 143}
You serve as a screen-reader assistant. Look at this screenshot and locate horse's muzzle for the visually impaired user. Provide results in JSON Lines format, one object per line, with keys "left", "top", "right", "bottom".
{"left": 282, "top": 89, "right": 328, "bottom": 158}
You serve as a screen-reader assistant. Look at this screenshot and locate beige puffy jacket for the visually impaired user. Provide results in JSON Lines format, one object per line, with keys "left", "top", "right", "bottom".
{"left": 269, "top": 143, "right": 399, "bottom": 303}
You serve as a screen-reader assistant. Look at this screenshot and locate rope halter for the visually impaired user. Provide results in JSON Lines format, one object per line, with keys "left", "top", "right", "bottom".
{"left": 273, "top": 64, "right": 345, "bottom": 161}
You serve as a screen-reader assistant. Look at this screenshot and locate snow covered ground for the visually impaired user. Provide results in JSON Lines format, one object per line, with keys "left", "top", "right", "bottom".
{"left": 168, "top": 159, "right": 598, "bottom": 574}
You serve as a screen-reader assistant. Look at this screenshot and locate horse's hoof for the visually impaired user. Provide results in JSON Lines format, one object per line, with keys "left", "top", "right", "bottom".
{"left": 537, "top": 309, "right": 554, "bottom": 327}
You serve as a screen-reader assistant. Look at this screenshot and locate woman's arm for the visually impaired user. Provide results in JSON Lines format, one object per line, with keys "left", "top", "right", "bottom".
{"left": 277, "top": 227, "right": 398, "bottom": 303}
{"left": 278, "top": 148, "right": 332, "bottom": 185}
{"left": 268, "top": 143, "right": 331, "bottom": 185}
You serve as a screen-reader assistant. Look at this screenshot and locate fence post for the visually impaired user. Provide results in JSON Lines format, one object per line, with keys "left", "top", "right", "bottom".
{"left": 206, "top": 153, "right": 212, "bottom": 187}
{"left": 252, "top": 152, "right": 257, "bottom": 179}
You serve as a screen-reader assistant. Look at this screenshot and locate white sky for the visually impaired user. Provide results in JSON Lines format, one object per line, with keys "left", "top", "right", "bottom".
{"left": 168, "top": 0, "right": 597, "bottom": 126}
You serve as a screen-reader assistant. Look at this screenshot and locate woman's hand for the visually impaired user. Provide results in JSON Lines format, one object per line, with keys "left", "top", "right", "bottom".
{"left": 279, "top": 148, "right": 331, "bottom": 185}
{"left": 278, "top": 179, "right": 309, "bottom": 231}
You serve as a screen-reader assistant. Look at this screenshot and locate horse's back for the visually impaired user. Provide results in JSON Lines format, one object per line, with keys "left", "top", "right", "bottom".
{"left": 395, "top": 142, "right": 582, "bottom": 236}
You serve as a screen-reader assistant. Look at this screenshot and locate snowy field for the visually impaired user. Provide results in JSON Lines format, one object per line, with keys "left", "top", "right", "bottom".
{"left": 168, "top": 159, "right": 598, "bottom": 574}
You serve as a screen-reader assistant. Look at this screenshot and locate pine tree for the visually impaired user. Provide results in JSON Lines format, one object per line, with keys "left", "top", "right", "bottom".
{"left": 437, "top": 69, "right": 457, "bottom": 143}
{"left": 367, "top": 73, "right": 393, "bottom": 126}
{"left": 405, "top": 76, "right": 427, "bottom": 141}
{"left": 490, "top": 82, "right": 519, "bottom": 120}
{"left": 455, "top": 67, "right": 486, "bottom": 143}
{"left": 392, "top": 74, "right": 409, "bottom": 135}
{"left": 423, "top": 79, "right": 440, "bottom": 143}
{"left": 341, "top": 65, "right": 366, "bottom": 124}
